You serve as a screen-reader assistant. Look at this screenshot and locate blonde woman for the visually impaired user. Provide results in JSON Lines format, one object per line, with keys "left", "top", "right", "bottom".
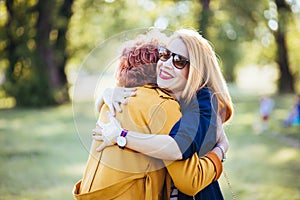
{"left": 94, "top": 28, "right": 233, "bottom": 199}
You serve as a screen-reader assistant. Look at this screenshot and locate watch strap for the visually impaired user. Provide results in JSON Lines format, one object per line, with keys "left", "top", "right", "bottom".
{"left": 120, "top": 129, "right": 128, "bottom": 137}
{"left": 118, "top": 129, "right": 128, "bottom": 149}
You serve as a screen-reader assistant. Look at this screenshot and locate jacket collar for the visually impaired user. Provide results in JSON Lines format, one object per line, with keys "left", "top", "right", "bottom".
{"left": 143, "top": 84, "right": 176, "bottom": 101}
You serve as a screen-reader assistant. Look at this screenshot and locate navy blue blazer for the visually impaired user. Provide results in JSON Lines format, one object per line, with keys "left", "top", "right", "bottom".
{"left": 169, "top": 88, "right": 224, "bottom": 200}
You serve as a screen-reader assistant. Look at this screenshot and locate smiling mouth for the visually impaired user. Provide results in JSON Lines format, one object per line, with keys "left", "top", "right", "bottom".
{"left": 159, "top": 69, "right": 174, "bottom": 80}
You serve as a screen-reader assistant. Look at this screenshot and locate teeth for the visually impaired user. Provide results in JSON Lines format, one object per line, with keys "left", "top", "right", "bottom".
{"left": 160, "top": 70, "right": 173, "bottom": 78}
{"left": 161, "top": 71, "right": 169, "bottom": 77}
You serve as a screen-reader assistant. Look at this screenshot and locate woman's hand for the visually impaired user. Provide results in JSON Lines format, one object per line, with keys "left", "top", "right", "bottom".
{"left": 213, "top": 115, "right": 229, "bottom": 162}
{"left": 216, "top": 116, "right": 229, "bottom": 152}
{"left": 95, "top": 87, "right": 136, "bottom": 115}
{"left": 92, "top": 112, "right": 123, "bottom": 152}
{"left": 216, "top": 128, "right": 229, "bottom": 153}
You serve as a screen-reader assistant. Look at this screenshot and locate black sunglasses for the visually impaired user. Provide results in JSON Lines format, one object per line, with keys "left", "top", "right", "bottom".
{"left": 158, "top": 45, "right": 190, "bottom": 69}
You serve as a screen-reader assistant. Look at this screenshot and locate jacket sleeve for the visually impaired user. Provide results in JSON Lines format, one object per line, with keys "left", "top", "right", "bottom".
{"left": 164, "top": 151, "right": 222, "bottom": 196}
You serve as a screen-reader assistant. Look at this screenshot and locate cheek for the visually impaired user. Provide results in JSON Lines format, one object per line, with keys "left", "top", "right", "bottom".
{"left": 184, "top": 66, "right": 189, "bottom": 79}
{"left": 157, "top": 60, "right": 163, "bottom": 67}
{"left": 176, "top": 66, "right": 189, "bottom": 80}
{"left": 156, "top": 61, "right": 163, "bottom": 72}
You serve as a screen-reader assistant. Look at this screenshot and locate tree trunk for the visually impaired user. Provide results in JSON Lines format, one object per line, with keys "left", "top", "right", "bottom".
{"left": 36, "top": 0, "right": 58, "bottom": 88}
{"left": 54, "top": 0, "right": 74, "bottom": 103}
{"left": 36, "top": 0, "right": 73, "bottom": 103}
{"left": 274, "top": 31, "right": 294, "bottom": 93}
{"left": 274, "top": 0, "right": 295, "bottom": 93}
{"left": 199, "top": 0, "right": 211, "bottom": 38}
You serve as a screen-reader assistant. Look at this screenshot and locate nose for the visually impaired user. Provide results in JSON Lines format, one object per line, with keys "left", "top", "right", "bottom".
{"left": 161, "top": 57, "right": 173, "bottom": 69}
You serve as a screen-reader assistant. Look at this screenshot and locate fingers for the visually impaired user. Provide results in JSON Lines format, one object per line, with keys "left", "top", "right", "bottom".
{"left": 96, "top": 143, "right": 106, "bottom": 152}
{"left": 217, "top": 130, "right": 225, "bottom": 144}
{"left": 99, "top": 87, "right": 137, "bottom": 115}
{"left": 223, "top": 133, "right": 229, "bottom": 152}
{"left": 106, "top": 111, "right": 114, "bottom": 119}
{"left": 92, "top": 135, "right": 103, "bottom": 141}
{"left": 119, "top": 98, "right": 128, "bottom": 105}
{"left": 92, "top": 128, "right": 101, "bottom": 135}
{"left": 217, "top": 131, "right": 229, "bottom": 153}
{"left": 122, "top": 90, "right": 136, "bottom": 98}
{"left": 101, "top": 87, "right": 137, "bottom": 115}
{"left": 115, "top": 87, "right": 136, "bottom": 101}
{"left": 122, "top": 87, "right": 136, "bottom": 93}
{"left": 96, "top": 121, "right": 106, "bottom": 129}
{"left": 107, "top": 103, "right": 116, "bottom": 116}
{"left": 113, "top": 102, "right": 122, "bottom": 113}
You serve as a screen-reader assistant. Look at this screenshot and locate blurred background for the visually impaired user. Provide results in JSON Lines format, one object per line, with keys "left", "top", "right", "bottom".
{"left": 0, "top": 0, "right": 299, "bottom": 199}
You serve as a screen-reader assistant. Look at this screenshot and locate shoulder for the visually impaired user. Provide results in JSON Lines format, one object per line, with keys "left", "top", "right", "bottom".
{"left": 192, "top": 88, "right": 212, "bottom": 106}
{"left": 135, "top": 85, "right": 180, "bottom": 111}
{"left": 196, "top": 87, "right": 211, "bottom": 100}
{"left": 197, "top": 88, "right": 217, "bottom": 106}
{"left": 130, "top": 86, "right": 181, "bottom": 134}
{"left": 133, "top": 86, "right": 178, "bottom": 105}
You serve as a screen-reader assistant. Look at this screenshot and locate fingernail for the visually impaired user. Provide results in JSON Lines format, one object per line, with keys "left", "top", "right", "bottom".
{"left": 106, "top": 111, "right": 112, "bottom": 117}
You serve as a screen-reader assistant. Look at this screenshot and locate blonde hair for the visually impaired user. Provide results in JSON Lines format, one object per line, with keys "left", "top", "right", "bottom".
{"left": 173, "top": 29, "right": 233, "bottom": 123}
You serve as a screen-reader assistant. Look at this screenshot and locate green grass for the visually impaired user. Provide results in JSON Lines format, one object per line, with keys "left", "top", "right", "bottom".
{"left": 0, "top": 93, "right": 299, "bottom": 200}
{"left": 0, "top": 104, "right": 91, "bottom": 200}
{"left": 220, "top": 93, "right": 300, "bottom": 199}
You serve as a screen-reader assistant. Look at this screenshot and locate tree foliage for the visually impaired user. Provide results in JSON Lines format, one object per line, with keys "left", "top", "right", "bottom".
{"left": 0, "top": 0, "right": 299, "bottom": 108}
{"left": 1, "top": 0, "right": 73, "bottom": 107}
{"left": 198, "top": 0, "right": 298, "bottom": 92}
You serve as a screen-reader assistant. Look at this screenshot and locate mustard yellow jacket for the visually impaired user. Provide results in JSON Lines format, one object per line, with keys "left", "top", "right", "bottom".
{"left": 73, "top": 86, "right": 222, "bottom": 200}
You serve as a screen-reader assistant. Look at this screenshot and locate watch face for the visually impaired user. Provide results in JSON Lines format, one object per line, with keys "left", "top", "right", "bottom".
{"left": 116, "top": 136, "right": 126, "bottom": 147}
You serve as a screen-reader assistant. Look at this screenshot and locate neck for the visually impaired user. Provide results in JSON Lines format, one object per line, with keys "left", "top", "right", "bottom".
{"left": 159, "top": 87, "right": 182, "bottom": 101}
{"left": 171, "top": 91, "right": 182, "bottom": 101}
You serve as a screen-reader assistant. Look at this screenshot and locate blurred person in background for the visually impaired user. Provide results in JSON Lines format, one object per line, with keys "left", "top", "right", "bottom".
{"left": 259, "top": 96, "right": 274, "bottom": 131}
{"left": 283, "top": 94, "right": 300, "bottom": 127}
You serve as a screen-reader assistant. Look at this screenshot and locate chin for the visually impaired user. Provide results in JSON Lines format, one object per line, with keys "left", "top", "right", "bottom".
{"left": 157, "top": 79, "right": 168, "bottom": 88}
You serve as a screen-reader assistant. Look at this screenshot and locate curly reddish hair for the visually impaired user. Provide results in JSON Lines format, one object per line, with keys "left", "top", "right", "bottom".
{"left": 116, "top": 40, "right": 159, "bottom": 87}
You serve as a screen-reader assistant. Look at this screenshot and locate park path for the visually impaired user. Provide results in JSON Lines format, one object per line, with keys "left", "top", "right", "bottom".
{"left": 268, "top": 131, "right": 300, "bottom": 148}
